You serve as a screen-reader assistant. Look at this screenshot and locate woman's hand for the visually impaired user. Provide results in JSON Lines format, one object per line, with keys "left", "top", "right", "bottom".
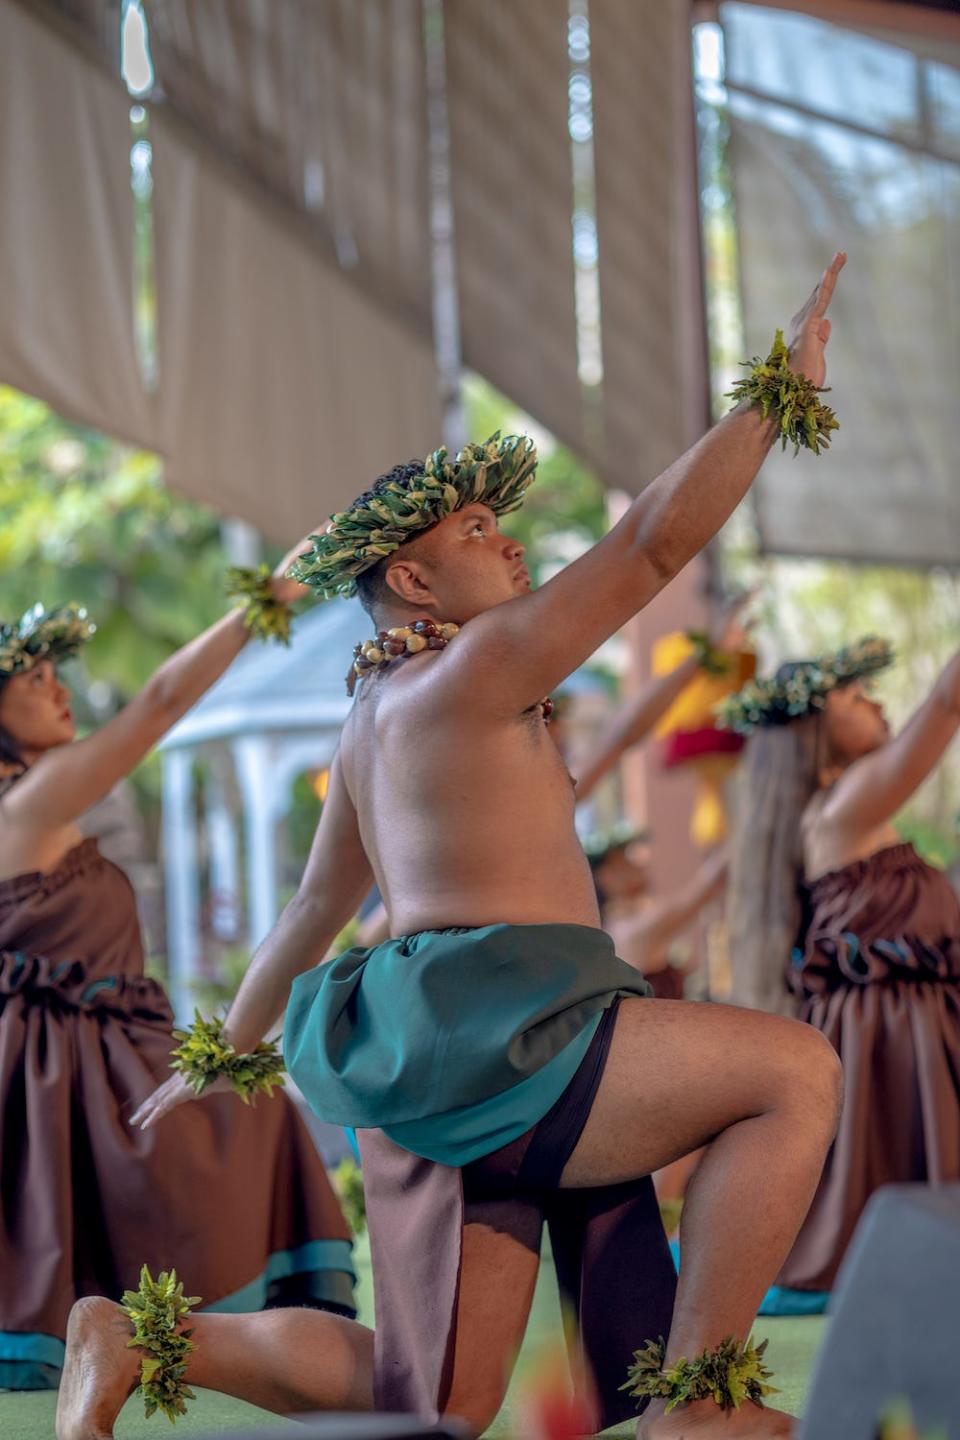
{"left": 270, "top": 532, "right": 318, "bottom": 606}
{"left": 129, "top": 1070, "right": 233, "bottom": 1131}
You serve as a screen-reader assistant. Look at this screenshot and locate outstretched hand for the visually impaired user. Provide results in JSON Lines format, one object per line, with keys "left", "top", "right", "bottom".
{"left": 129, "top": 1069, "right": 232, "bottom": 1131}
{"left": 270, "top": 531, "right": 319, "bottom": 606}
{"left": 708, "top": 587, "right": 758, "bottom": 654}
{"left": 786, "top": 251, "right": 846, "bottom": 388}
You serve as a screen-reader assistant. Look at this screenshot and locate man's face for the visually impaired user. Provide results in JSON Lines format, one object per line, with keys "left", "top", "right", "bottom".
{"left": 406, "top": 503, "right": 531, "bottom": 621}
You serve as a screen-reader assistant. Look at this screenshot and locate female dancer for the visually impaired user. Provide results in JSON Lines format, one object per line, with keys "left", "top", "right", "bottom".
{"left": 0, "top": 551, "right": 354, "bottom": 1390}
{"left": 726, "top": 639, "right": 960, "bottom": 1289}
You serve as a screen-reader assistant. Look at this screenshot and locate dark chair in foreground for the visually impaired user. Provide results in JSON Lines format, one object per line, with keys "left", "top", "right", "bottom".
{"left": 799, "top": 1183, "right": 960, "bottom": 1440}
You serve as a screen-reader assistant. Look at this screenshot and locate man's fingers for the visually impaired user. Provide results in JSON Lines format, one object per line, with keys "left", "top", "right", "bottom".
{"left": 811, "top": 251, "right": 846, "bottom": 319}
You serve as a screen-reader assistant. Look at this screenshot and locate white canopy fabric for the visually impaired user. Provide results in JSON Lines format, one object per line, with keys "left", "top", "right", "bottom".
{"left": 4, "top": 0, "right": 958, "bottom": 562}
{"left": 0, "top": 0, "right": 154, "bottom": 447}
{"left": 723, "top": 1, "right": 960, "bottom": 565}
{"left": 151, "top": 113, "right": 443, "bottom": 540}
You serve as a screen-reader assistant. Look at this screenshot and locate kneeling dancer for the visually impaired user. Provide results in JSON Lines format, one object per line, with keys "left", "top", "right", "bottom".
{"left": 58, "top": 253, "right": 846, "bottom": 1440}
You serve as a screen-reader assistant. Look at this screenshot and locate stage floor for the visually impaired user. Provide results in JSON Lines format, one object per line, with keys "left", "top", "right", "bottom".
{"left": 4, "top": 1234, "right": 827, "bottom": 1437}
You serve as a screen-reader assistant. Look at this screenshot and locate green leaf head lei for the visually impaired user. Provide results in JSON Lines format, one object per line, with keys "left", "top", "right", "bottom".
{"left": 0, "top": 602, "right": 95, "bottom": 680}
{"left": 288, "top": 432, "right": 538, "bottom": 599}
{"left": 716, "top": 636, "right": 894, "bottom": 737}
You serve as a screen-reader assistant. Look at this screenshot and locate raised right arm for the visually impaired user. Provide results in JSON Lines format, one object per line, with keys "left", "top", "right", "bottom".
{"left": 457, "top": 255, "right": 845, "bottom": 714}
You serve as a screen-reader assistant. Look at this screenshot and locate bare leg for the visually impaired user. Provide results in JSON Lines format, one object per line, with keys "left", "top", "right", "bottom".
{"left": 560, "top": 999, "right": 843, "bottom": 1439}
{"left": 443, "top": 1222, "right": 540, "bottom": 1433}
{"left": 56, "top": 1297, "right": 374, "bottom": 1440}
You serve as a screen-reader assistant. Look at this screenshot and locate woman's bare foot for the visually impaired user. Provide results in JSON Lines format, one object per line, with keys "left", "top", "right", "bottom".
{"left": 637, "top": 1397, "right": 795, "bottom": 1439}
{"left": 55, "top": 1297, "right": 141, "bottom": 1440}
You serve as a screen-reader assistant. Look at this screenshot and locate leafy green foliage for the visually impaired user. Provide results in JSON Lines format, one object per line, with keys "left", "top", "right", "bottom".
{"left": 726, "top": 330, "right": 839, "bottom": 456}
{"left": 686, "top": 629, "right": 734, "bottom": 679}
{"left": 622, "top": 1334, "right": 777, "bottom": 1414}
{"left": 224, "top": 563, "right": 292, "bottom": 645}
{"left": 171, "top": 1010, "right": 285, "bottom": 1103}
{"left": 879, "top": 1400, "right": 947, "bottom": 1440}
{"left": 120, "top": 1265, "right": 200, "bottom": 1423}
{"left": 332, "top": 1158, "right": 367, "bottom": 1236}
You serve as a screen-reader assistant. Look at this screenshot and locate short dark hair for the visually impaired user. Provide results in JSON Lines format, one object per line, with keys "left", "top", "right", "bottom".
{"left": 355, "top": 557, "right": 392, "bottom": 622}
{"left": 351, "top": 460, "right": 438, "bottom": 622}
{"left": 0, "top": 680, "right": 26, "bottom": 774}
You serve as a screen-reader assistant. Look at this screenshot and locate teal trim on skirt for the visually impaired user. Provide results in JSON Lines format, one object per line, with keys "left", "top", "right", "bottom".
{"left": 285, "top": 922, "right": 652, "bottom": 1165}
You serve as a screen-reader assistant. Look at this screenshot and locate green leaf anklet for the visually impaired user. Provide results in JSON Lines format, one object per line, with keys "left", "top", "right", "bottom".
{"left": 171, "top": 1011, "right": 286, "bottom": 1104}
{"left": 225, "top": 563, "right": 293, "bottom": 645}
{"left": 622, "top": 1334, "right": 778, "bottom": 1415}
{"left": 727, "top": 329, "right": 839, "bottom": 455}
{"left": 120, "top": 1265, "right": 201, "bottom": 1423}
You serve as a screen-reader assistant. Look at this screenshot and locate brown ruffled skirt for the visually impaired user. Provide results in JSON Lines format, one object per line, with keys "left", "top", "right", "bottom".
{"left": 780, "top": 938, "right": 960, "bottom": 1290}
{"left": 0, "top": 951, "right": 355, "bottom": 1389}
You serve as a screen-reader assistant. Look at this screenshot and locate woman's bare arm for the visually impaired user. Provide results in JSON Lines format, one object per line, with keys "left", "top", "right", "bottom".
{"left": 576, "top": 598, "right": 753, "bottom": 802}
{"left": 131, "top": 754, "right": 373, "bottom": 1129}
{"left": 822, "top": 653, "right": 960, "bottom": 838}
{"left": 3, "top": 539, "right": 312, "bottom": 833}
{"left": 619, "top": 848, "right": 728, "bottom": 970}
{"left": 576, "top": 655, "right": 699, "bottom": 803}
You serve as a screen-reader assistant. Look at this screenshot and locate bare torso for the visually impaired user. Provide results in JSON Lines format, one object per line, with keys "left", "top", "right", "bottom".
{"left": 339, "top": 649, "right": 602, "bottom": 935}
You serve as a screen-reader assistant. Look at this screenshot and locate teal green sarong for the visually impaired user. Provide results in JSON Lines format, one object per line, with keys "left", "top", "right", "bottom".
{"left": 284, "top": 922, "right": 651, "bottom": 1166}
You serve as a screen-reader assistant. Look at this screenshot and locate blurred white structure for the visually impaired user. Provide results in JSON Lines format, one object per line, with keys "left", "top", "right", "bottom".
{"left": 159, "top": 599, "right": 363, "bottom": 1021}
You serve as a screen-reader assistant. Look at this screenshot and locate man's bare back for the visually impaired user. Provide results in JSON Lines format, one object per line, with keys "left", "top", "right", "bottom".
{"left": 341, "top": 652, "right": 600, "bottom": 934}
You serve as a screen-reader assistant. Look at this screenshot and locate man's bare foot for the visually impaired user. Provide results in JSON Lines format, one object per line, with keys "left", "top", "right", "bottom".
{"left": 55, "top": 1297, "right": 140, "bottom": 1440}
{"left": 637, "top": 1397, "right": 795, "bottom": 1439}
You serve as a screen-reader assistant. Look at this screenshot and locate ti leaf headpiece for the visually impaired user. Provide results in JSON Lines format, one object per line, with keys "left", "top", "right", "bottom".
{"left": 289, "top": 432, "right": 538, "bottom": 598}
{"left": 715, "top": 636, "right": 894, "bottom": 736}
{"left": 0, "top": 603, "right": 95, "bottom": 680}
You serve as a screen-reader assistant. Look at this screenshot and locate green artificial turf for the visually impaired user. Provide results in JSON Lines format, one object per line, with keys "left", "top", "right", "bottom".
{"left": 2, "top": 1234, "right": 826, "bottom": 1438}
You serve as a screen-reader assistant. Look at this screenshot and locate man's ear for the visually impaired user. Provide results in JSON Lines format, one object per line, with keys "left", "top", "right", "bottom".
{"left": 384, "top": 558, "right": 435, "bottom": 608}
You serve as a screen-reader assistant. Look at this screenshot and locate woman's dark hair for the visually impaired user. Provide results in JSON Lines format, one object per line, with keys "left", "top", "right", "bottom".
{"left": 726, "top": 714, "right": 826, "bottom": 1015}
{"left": 0, "top": 679, "right": 27, "bottom": 776}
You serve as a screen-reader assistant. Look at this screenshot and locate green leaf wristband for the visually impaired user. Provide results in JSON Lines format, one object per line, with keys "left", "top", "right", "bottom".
{"left": 225, "top": 563, "right": 293, "bottom": 645}
{"left": 726, "top": 329, "right": 839, "bottom": 456}
{"left": 685, "top": 629, "right": 732, "bottom": 679}
{"left": 170, "top": 1011, "right": 286, "bottom": 1104}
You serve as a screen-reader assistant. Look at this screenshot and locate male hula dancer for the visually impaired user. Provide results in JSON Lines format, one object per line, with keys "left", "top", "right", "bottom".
{"left": 57, "top": 253, "right": 845, "bottom": 1440}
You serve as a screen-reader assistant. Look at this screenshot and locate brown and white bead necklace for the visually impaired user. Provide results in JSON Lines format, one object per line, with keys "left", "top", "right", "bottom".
{"left": 346, "top": 616, "right": 554, "bottom": 722}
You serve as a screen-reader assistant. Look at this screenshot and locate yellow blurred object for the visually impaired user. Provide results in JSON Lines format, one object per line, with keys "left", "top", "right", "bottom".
{"left": 311, "top": 767, "right": 330, "bottom": 802}
{"left": 652, "top": 631, "right": 756, "bottom": 737}
{"left": 651, "top": 632, "right": 757, "bottom": 847}
{"left": 690, "top": 755, "right": 734, "bottom": 848}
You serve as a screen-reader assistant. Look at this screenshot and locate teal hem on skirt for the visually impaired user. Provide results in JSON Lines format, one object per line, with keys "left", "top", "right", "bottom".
{"left": 0, "top": 1239, "right": 357, "bottom": 1391}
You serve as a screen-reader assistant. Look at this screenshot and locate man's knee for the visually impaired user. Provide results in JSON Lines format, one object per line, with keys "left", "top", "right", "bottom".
{"left": 779, "top": 1021, "right": 843, "bottom": 1128}
{"left": 444, "top": 1383, "right": 505, "bottom": 1436}
{"left": 761, "top": 1015, "right": 841, "bottom": 1106}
